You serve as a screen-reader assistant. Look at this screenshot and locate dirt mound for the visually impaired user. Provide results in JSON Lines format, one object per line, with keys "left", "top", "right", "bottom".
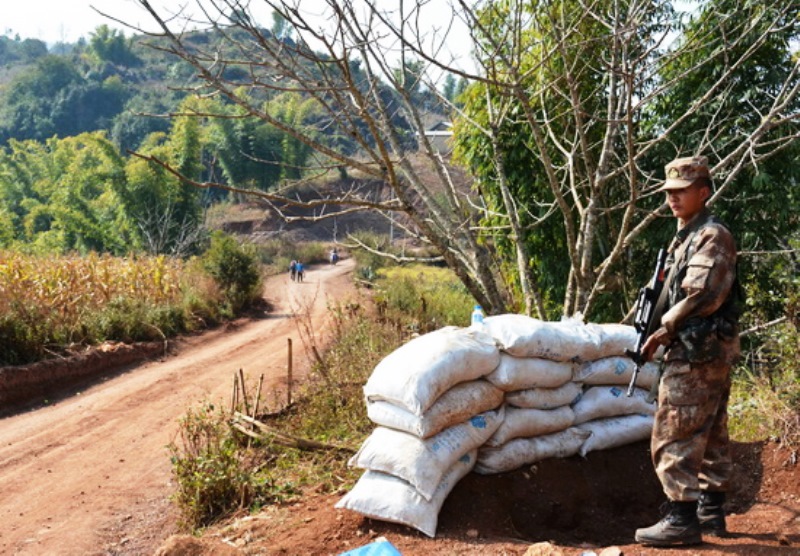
{"left": 156, "top": 439, "right": 799, "bottom": 555}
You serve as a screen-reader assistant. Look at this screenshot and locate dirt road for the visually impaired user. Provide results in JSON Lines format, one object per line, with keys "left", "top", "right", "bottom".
{"left": 0, "top": 259, "right": 356, "bottom": 556}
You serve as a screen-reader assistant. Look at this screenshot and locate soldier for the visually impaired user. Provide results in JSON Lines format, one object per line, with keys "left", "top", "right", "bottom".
{"left": 634, "top": 156, "right": 742, "bottom": 546}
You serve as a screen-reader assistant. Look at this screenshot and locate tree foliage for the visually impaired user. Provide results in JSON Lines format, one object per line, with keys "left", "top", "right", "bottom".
{"left": 121, "top": 0, "right": 799, "bottom": 324}
{"left": 0, "top": 132, "right": 133, "bottom": 254}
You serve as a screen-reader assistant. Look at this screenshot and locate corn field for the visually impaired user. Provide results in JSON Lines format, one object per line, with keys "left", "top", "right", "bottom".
{"left": 0, "top": 250, "right": 213, "bottom": 365}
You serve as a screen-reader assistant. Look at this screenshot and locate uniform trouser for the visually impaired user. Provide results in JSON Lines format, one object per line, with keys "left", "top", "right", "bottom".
{"left": 651, "top": 358, "right": 732, "bottom": 502}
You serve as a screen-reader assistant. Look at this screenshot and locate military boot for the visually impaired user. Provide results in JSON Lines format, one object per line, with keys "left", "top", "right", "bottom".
{"left": 697, "top": 490, "right": 727, "bottom": 536}
{"left": 635, "top": 500, "right": 702, "bottom": 546}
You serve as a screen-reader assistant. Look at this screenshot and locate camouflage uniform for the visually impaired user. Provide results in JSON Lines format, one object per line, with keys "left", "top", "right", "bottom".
{"left": 650, "top": 207, "right": 740, "bottom": 502}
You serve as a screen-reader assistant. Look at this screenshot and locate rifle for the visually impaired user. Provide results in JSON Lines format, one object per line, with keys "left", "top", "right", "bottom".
{"left": 625, "top": 249, "right": 668, "bottom": 397}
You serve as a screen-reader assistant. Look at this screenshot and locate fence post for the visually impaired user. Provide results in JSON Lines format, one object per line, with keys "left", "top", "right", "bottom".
{"left": 287, "top": 338, "right": 293, "bottom": 407}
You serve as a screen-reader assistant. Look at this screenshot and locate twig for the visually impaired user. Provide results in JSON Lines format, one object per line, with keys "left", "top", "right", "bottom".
{"left": 311, "top": 345, "right": 334, "bottom": 386}
{"left": 741, "top": 316, "right": 789, "bottom": 338}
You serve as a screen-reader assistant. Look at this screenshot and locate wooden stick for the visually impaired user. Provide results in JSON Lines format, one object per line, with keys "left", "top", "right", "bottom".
{"left": 252, "top": 373, "right": 264, "bottom": 419}
{"left": 231, "top": 373, "right": 239, "bottom": 414}
{"left": 233, "top": 412, "right": 354, "bottom": 454}
{"left": 287, "top": 338, "right": 293, "bottom": 407}
{"left": 238, "top": 368, "right": 251, "bottom": 417}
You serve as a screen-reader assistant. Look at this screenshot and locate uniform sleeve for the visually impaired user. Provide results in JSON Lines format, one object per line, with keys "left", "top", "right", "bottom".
{"left": 660, "top": 224, "right": 737, "bottom": 337}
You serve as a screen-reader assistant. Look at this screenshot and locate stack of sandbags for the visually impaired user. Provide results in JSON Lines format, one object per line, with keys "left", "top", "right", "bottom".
{"left": 335, "top": 326, "right": 504, "bottom": 537}
{"left": 337, "top": 316, "right": 660, "bottom": 536}
{"left": 474, "top": 315, "right": 656, "bottom": 473}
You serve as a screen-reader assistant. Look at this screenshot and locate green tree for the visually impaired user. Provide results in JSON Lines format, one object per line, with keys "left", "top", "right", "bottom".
{"left": 0, "top": 53, "right": 131, "bottom": 144}
{"left": 129, "top": 0, "right": 800, "bottom": 321}
{"left": 88, "top": 25, "right": 140, "bottom": 67}
{"left": 0, "top": 132, "right": 132, "bottom": 254}
{"left": 648, "top": 0, "right": 800, "bottom": 323}
{"left": 122, "top": 96, "right": 208, "bottom": 255}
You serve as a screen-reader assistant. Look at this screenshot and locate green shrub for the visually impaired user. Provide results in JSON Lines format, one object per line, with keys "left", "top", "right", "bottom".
{"left": 200, "top": 231, "right": 263, "bottom": 314}
{"left": 730, "top": 319, "right": 800, "bottom": 449}
{"left": 168, "top": 403, "right": 290, "bottom": 530}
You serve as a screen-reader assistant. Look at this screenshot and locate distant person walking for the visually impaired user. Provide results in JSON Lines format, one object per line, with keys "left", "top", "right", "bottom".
{"left": 330, "top": 248, "right": 339, "bottom": 265}
{"left": 289, "top": 260, "right": 298, "bottom": 282}
{"left": 295, "top": 261, "right": 305, "bottom": 282}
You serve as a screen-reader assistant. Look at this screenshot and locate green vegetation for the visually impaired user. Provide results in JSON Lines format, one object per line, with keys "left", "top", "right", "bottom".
{"left": 168, "top": 402, "right": 292, "bottom": 530}
{"left": 0, "top": 233, "right": 261, "bottom": 366}
{"left": 374, "top": 265, "right": 475, "bottom": 332}
{"left": 200, "top": 231, "right": 263, "bottom": 316}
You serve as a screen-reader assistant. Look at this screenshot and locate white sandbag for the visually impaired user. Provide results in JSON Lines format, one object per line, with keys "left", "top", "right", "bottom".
{"left": 485, "top": 353, "right": 574, "bottom": 391}
{"left": 505, "top": 382, "right": 584, "bottom": 409}
{"left": 474, "top": 427, "right": 591, "bottom": 474}
{"left": 486, "top": 405, "right": 575, "bottom": 447}
{"left": 366, "top": 380, "right": 504, "bottom": 438}
{"left": 576, "top": 413, "right": 653, "bottom": 457}
{"left": 571, "top": 385, "right": 655, "bottom": 425}
{"left": 348, "top": 408, "right": 503, "bottom": 501}
{"left": 363, "top": 327, "right": 500, "bottom": 415}
{"left": 335, "top": 449, "right": 477, "bottom": 537}
{"left": 584, "top": 323, "right": 638, "bottom": 360}
{"left": 483, "top": 314, "right": 601, "bottom": 362}
{"left": 573, "top": 356, "right": 660, "bottom": 389}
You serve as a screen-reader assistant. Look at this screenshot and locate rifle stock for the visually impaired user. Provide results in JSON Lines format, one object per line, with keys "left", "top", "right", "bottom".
{"left": 625, "top": 249, "right": 668, "bottom": 397}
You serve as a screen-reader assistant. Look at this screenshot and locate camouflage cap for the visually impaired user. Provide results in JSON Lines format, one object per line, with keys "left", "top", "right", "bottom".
{"left": 659, "top": 155, "right": 711, "bottom": 191}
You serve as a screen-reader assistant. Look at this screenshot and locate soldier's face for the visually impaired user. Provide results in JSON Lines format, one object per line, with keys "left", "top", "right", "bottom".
{"left": 665, "top": 182, "right": 710, "bottom": 224}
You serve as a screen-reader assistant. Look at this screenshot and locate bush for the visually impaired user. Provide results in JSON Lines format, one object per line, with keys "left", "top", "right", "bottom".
{"left": 200, "top": 231, "right": 263, "bottom": 314}
{"left": 168, "top": 403, "right": 289, "bottom": 530}
{"left": 731, "top": 319, "right": 800, "bottom": 449}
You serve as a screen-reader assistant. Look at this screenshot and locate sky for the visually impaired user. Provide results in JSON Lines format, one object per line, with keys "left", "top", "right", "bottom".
{"left": 0, "top": 0, "right": 474, "bottom": 80}
{"left": 3, "top": 0, "right": 475, "bottom": 77}
{"left": 2, "top": 0, "right": 171, "bottom": 44}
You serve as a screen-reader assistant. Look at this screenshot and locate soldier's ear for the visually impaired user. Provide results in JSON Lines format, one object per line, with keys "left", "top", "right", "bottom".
{"left": 694, "top": 179, "right": 712, "bottom": 202}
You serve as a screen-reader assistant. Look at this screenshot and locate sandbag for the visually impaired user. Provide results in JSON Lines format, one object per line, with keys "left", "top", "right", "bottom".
{"left": 348, "top": 408, "right": 503, "bottom": 500}
{"left": 486, "top": 405, "right": 575, "bottom": 447}
{"left": 571, "top": 385, "right": 655, "bottom": 424}
{"left": 584, "top": 323, "right": 638, "bottom": 360}
{"left": 576, "top": 413, "right": 653, "bottom": 457}
{"left": 363, "top": 327, "right": 500, "bottom": 415}
{"left": 483, "top": 314, "right": 601, "bottom": 362}
{"left": 366, "top": 380, "right": 504, "bottom": 438}
{"left": 573, "top": 356, "right": 660, "bottom": 389}
{"left": 475, "top": 427, "right": 590, "bottom": 474}
{"left": 505, "top": 381, "right": 583, "bottom": 409}
{"left": 485, "top": 353, "right": 574, "bottom": 391}
{"left": 335, "top": 450, "right": 477, "bottom": 537}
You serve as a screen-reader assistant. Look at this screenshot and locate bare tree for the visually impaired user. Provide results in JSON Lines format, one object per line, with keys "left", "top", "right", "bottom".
{"left": 136, "top": 194, "right": 207, "bottom": 257}
{"left": 110, "top": 0, "right": 800, "bottom": 319}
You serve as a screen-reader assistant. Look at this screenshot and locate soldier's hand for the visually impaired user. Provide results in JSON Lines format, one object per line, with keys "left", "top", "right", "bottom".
{"left": 641, "top": 335, "right": 660, "bottom": 362}
{"left": 641, "top": 327, "right": 671, "bottom": 362}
